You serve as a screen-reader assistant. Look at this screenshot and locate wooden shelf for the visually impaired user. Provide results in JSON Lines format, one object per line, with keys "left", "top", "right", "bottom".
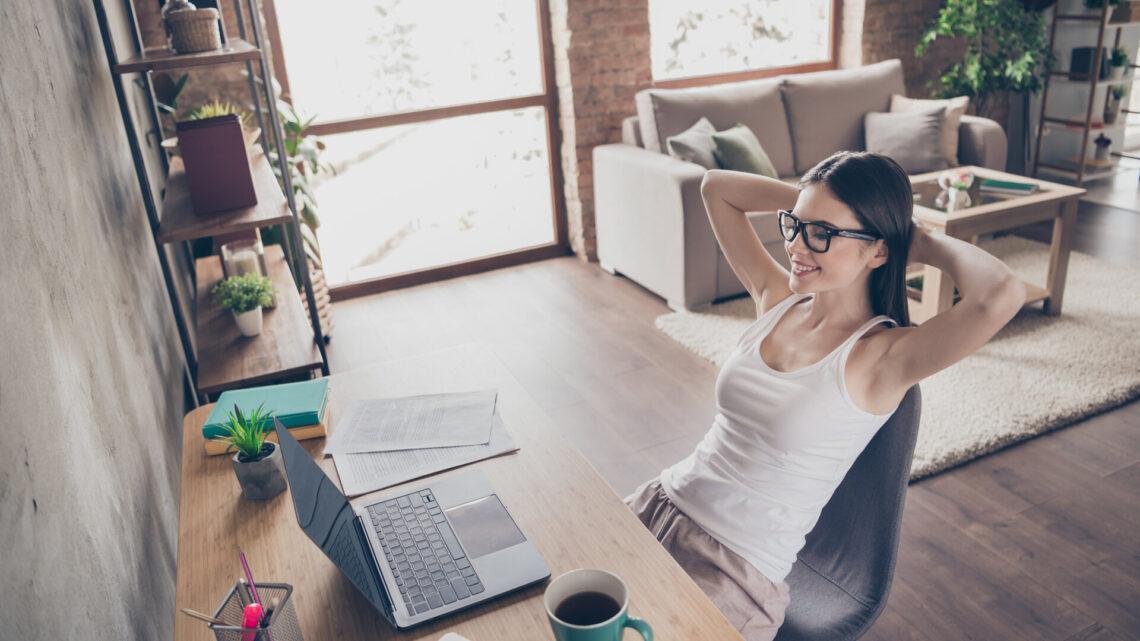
{"left": 158, "top": 150, "right": 292, "bottom": 243}
{"left": 195, "top": 244, "right": 322, "bottom": 396}
{"left": 114, "top": 38, "right": 260, "bottom": 74}
{"left": 1047, "top": 72, "right": 1136, "bottom": 86}
{"left": 1037, "top": 161, "right": 1125, "bottom": 182}
{"left": 1056, "top": 14, "right": 1105, "bottom": 22}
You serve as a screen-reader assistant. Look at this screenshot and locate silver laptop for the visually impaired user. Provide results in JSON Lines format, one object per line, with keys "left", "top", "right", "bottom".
{"left": 274, "top": 418, "right": 550, "bottom": 629}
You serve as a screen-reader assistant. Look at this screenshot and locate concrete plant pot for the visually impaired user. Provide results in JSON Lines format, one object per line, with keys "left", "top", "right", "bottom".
{"left": 232, "top": 442, "right": 287, "bottom": 500}
{"left": 233, "top": 307, "right": 263, "bottom": 337}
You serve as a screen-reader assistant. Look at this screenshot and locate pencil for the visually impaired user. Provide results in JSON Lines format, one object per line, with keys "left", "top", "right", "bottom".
{"left": 181, "top": 608, "right": 225, "bottom": 625}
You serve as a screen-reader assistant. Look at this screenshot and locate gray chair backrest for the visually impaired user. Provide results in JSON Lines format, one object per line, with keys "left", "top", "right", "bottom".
{"left": 778, "top": 384, "right": 922, "bottom": 640}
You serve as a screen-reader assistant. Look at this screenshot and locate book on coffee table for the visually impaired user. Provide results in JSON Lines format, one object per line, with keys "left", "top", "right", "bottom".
{"left": 978, "top": 178, "right": 1039, "bottom": 195}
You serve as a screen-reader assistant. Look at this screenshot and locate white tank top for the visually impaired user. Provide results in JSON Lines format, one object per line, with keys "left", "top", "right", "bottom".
{"left": 660, "top": 291, "right": 900, "bottom": 584}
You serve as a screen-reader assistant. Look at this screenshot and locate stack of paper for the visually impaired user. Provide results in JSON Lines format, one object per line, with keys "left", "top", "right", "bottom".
{"left": 325, "top": 390, "right": 517, "bottom": 497}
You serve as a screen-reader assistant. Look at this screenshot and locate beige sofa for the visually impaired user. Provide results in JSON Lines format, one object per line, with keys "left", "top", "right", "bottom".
{"left": 593, "top": 59, "right": 1007, "bottom": 311}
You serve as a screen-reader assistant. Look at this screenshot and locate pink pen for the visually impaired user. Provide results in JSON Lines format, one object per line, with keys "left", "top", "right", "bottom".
{"left": 241, "top": 602, "right": 264, "bottom": 641}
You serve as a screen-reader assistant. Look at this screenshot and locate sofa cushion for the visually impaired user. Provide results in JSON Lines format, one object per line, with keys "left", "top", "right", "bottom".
{"left": 711, "top": 123, "right": 779, "bottom": 178}
{"left": 864, "top": 107, "right": 950, "bottom": 174}
{"left": 781, "top": 59, "right": 906, "bottom": 174}
{"left": 890, "top": 94, "right": 969, "bottom": 166}
{"left": 665, "top": 116, "right": 719, "bottom": 168}
{"left": 634, "top": 77, "right": 796, "bottom": 176}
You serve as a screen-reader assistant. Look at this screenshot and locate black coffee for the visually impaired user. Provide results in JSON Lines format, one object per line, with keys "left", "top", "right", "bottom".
{"left": 554, "top": 591, "right": 621, "bottom": 626}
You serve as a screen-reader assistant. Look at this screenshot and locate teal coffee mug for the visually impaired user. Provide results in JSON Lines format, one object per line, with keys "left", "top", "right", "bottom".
{"left": 543, "top": 569, "right": 653, "bottom": 641}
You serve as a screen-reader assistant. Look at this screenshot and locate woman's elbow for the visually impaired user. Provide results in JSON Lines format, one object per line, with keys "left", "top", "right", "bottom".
{"left": 700, "top": 170, "right": 727, "bottom": 196}
{"left": 988, "top": 276, "right": 1026, "bottom": 322}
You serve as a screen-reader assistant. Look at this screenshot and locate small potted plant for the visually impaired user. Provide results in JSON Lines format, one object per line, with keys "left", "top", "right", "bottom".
{"left": 220, "top": 403, "right": 287, "bottom": 500}
{"left": 1110, "top": 47, "right": 1130, "bottom": 80}
{"left": 162, "top": 100, "right": 261, "bottom": 155}
{"left": 212, "top": 273, "right": 275, "bottom": 337}
{"left": 1105, "top": 85, "right": 1128, "bottom": 123}
{"left": 1084, "top": 0, "right": 1121, "bottom": 23}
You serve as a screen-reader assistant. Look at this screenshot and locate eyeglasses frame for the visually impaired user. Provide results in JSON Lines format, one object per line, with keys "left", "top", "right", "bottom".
{"left": 776, "top": 209, "right": 881, "bottom": 253}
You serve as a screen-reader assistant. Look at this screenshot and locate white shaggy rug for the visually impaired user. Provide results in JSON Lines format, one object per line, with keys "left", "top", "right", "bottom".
{"left": 655, "top": 236, "right": 1140, "bottom": 481}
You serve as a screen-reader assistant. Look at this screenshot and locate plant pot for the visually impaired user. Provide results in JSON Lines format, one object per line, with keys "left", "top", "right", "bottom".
{"left": 1105, "top": 97, "right": 1122, "bottom": 123}
{"left": 233, "top": 307, "right": 263, "bottom": 336}
{"left": 1094, "top": 143, "right": 1111, "bottom": 161}
{"left": 1110, "top": 65, "right": 1125, "bottom": 80}
{"left": 232, "top": 442, "right": 288, "bottom": 500}
{"left": 162, "top": 127, "right": 261, "bottom": 157}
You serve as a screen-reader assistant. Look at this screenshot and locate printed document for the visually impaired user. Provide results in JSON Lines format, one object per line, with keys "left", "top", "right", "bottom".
{"left": 323, "top": 390, "right": 497, "bottom": 455}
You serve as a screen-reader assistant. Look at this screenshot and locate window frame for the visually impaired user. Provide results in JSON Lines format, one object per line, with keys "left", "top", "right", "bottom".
{"left": 260, "top": 0, "right": 569, "bottom": 300}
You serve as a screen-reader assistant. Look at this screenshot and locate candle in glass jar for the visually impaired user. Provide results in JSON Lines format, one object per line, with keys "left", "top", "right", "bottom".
{"left": 228, "top": 249, "right": 262, "bottom": 276}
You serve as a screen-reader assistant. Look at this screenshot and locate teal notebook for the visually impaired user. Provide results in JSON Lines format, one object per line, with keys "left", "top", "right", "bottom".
{"left": 979, "top": 178, "right": 1038, "bottom": 192}
{"left": 203, "top": 378, "right": 330, "bottom": 439}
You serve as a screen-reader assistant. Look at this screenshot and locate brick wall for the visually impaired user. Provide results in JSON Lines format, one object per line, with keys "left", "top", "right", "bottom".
{"left": 859, "top": 0, "right": 1010, "bottom": 125}
{"left": 549, "top": 0, "right": 652, "bottom": 260}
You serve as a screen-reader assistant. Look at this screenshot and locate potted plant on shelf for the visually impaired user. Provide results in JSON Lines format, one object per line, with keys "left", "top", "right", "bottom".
{"left": 1105, "top": 85, "right": 1128, "bottom": 123}
{"left": 1110, "top": 47, "right": 1130, "bottom": 80}
{"left": 219, "top": 403, "right": 287, "bottom": 501}
{"left": 212, "top": 273, "right": 275, "bottom": 337}
{"left": 1084, "top": 0, "right": 1121, "bottom": 23}
{"left": 162, "top": 100, "right": 261, "bottom": 155}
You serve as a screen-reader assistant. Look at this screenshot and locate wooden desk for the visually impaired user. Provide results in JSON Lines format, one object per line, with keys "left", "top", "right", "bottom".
{"left": 174, "top": 342, "right": 742, "bottom": 640}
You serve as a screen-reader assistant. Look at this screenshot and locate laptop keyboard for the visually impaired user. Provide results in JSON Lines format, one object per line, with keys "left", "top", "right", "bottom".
{"left": 366, "top": 489, "right": 485, "bottom": 616}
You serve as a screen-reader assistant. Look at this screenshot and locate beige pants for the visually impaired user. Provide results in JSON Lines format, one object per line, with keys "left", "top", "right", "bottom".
{"left": 624, "top": 478, "right": 791, "bottom": 641}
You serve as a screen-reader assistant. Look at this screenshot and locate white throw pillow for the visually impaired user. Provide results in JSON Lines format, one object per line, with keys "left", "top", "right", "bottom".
{"left": 889, "top": 94, "right": 969, "bottom": 167}
{"left": 865, "top": 107, "right": 950, "bottom": 174}
{"left": 665, "top": 116, "right": 718, "bottom": 169}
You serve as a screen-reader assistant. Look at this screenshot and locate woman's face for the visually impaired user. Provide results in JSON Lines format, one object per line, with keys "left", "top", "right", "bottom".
{"left": 785, "top": 184, "right": 887, "bottom": 294}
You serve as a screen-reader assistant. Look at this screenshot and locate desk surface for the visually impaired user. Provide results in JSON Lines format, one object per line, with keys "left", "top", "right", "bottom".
{"left": 174, "top": 342, "right": 742, "bottom": 640}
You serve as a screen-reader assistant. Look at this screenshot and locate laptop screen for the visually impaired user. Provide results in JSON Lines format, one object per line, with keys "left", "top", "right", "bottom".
{"left": 274, "top": 418, "right": 392, "bottom": 618}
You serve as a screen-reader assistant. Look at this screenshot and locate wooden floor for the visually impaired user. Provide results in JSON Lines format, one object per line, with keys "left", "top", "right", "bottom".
{"left": 326, "top": 202, "right": 1139, "bottom": 641}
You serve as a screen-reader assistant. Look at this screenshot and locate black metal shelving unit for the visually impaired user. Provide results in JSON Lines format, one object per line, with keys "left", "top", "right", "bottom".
{"left": 92, "top": 0, "right": 330, "bottom": 405}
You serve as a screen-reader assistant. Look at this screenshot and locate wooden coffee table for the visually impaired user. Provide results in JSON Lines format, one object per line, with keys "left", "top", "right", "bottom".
{"left": 906, "top": 166, "right": 1085, "bottom": 324}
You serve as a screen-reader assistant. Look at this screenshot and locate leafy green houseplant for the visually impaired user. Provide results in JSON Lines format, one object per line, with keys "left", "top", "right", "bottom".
{"left": 221, "top": 404, "right": 287, "bottom": 500}
{"left": 916, "top": 0, "right": 1052, "bottom": 120}
{"left": 183, "top": 99, "right": 253, "bottom": 128}
{"left": 212, "top": 273, "right": 275, "bottom": 337}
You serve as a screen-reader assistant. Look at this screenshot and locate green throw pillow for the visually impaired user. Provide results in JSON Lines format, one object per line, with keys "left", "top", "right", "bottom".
{"left": 711, "top": 123, "right": 778, "bottom": 178}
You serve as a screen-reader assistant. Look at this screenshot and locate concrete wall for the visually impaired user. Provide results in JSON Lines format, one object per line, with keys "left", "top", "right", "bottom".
{"left": 0, "top": 2, "right": 187, "bottom": 640}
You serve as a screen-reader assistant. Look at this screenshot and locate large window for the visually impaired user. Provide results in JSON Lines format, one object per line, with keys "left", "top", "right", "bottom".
{"left": 649, "top": 0, "right": 835, "bottom": 85}
{"left": 265, "top": 0, "right": 563, "bottom": 296}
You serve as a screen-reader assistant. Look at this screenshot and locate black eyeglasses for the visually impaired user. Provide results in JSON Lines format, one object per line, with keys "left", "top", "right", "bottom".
{"left": 777, "top": 209, "right": 881, "bottom": 253}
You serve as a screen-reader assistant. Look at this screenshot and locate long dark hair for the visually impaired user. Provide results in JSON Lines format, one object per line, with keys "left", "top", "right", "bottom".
{"left": 798, "top": 151, "right": 914, "bottom": 327}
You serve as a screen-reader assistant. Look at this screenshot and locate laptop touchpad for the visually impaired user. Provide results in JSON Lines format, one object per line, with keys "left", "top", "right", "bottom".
{"left": 445, "top": 494, "right": 526, "bottom": 559}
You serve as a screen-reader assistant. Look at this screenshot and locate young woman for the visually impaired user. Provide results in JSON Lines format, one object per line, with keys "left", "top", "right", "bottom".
{"left": 625, "top": 151, "right": 1026, "bottom": 640}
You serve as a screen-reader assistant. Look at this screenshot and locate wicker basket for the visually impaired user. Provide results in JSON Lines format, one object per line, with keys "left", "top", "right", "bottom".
{"left": 168, "top": 8, "right": 221, "bottom": 54}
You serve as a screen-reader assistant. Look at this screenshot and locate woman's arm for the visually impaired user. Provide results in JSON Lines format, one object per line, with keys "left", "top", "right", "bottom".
{"left": 878, "top": 223, "right": 1027, "bottom": 390}
{"left": 700, "top": 170, "right": 799, "bottom": 309}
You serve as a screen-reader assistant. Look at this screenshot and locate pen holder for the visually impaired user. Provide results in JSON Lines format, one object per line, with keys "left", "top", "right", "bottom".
{"left": 209, "top": 582, "right": 303, "bottom": 641}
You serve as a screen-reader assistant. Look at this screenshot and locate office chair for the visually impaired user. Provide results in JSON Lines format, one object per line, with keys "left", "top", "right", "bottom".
{"left": 774, "top": 384, "right": 922, "bottom": 641}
